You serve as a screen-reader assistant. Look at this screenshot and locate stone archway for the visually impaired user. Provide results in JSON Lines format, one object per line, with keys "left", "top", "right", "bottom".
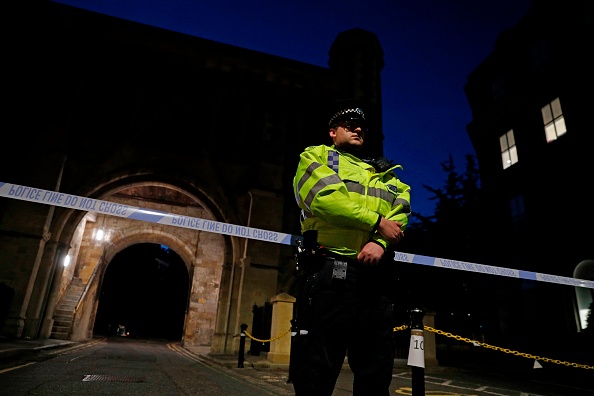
{"left": 50, "top": 182, "right": 239, "bottom": 351}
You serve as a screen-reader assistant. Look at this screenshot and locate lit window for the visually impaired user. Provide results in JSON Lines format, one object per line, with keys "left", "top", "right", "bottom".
{"left": 541, "top": 97, "right": 567, "bottom": 143}
{"left": 574, "top": 259, "right": 594, "bottom": 332}
{"left": 500, "top": 129, "right": 518, "bottom": 170}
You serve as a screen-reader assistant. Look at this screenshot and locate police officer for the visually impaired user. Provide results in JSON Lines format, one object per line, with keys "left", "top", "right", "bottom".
{"left": 291, "top": 106, "right": 411, "bottom": 395}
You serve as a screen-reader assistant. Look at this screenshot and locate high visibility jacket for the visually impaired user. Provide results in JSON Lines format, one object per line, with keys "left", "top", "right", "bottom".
{"left": 293, "top": 144, "right": 411, "bottom": 258}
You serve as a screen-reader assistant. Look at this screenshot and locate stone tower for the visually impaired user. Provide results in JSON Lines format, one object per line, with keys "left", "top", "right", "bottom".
{"left": 328, "top": 28, "right": 385, "bottom": 158}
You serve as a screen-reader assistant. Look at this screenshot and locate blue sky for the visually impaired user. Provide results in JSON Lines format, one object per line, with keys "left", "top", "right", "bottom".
{"left": 51, "top": 0, "right": 533, "bottom": 217}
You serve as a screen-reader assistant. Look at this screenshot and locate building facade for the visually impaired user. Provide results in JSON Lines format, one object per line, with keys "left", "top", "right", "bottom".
{"left": 464, "top": 0, "right": 593, "bottom": 359}
{"left": 1, "top": 2, "right": 385, "bottom": 353}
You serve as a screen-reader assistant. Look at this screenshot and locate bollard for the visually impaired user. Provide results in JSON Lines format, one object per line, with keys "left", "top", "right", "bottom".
{"left": 287, "top": 317, "right": 298, "bottom": 383}
{"left": 238, "top": 323, "right": 248, "bottom": 368}
{"left": 408, "top": 308, "right": 425, "bottom": 396}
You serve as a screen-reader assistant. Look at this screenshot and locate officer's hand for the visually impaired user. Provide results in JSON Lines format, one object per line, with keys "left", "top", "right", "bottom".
{"left": 358, "top": 242, "right": 384, "bottom": 266}
{"left": 377, "top": 217, "right": 404, "bottom": 245}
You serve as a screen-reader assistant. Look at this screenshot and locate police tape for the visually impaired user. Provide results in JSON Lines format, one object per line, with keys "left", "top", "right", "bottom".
{"left": 392, "top": 251, "right": 594, "bottom": 289}
{"left": 1, "top": 181, "right": 593, "bottom": 289}
{"left": 0, "top": 182, "right": 301, "bottom": 247}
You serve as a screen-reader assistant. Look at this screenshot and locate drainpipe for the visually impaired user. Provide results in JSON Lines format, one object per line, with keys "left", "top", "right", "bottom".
{"left": 223, "top": 253, "right": 236, "bottom": 352}
{"left": 24, "top": 155, "right": 67, "bottom": 339}
{"left": 223, "top": 191, "right": 253, "bottom": 353}
{"left": 37, "top": 155, "right": 68, "bottom": 338}
{"left": 235, "top": 191, "right": 253, "bottom": 335}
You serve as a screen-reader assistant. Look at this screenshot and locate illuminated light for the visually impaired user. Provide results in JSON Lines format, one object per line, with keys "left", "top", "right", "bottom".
{"left": 138, "top": 209, "right": 165, "bottom": 216}
{"left": 579, "top": 309, "right": 589, "bottom": 329}
{"left": 64, "top": 255, "right": 71, "bottom": 267}
{"left": 96, "top": 229, "right": 104, "bottom": 241}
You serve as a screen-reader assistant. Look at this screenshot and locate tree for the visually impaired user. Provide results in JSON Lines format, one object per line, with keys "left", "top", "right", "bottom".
{"left": 395, "top": 154, "right": 499, "bottom": 341}
{"left": 406, "top": 153, "right": 482, "bottom": 261}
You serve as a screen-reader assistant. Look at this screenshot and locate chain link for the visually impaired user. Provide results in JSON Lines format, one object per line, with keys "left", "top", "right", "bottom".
{"left": 422, "top": 325, "right": 594, "bottom": 370}
{"left": 245, "top": 324, "right": 593, "bottom": 370}
{"left": 244, "top": 328, "right": 291, "bottom": 343}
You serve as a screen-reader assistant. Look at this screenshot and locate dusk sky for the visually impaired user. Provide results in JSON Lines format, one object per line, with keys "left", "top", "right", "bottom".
{"left": 51, "top": 0, "right": 533, "bottom": 218}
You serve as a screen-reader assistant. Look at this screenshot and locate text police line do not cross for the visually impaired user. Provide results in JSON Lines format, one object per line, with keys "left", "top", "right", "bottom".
{"left": 1, "top": 181, "right": 592, "bottom": 290}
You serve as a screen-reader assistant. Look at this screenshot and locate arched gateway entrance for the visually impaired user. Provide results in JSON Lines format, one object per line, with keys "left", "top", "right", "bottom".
{"left": 47, "top": 180, "right": 281, "bottom": 354}
{"left": 93, "top": 243, "right": 189, "bottom": 340}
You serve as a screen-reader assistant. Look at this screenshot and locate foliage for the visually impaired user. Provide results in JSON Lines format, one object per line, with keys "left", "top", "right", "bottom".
{"left": 393, "top": 154, "right": 500, "bottom": 339}
{"left": 405, "top": 153, "right": 483, "bottom": 261}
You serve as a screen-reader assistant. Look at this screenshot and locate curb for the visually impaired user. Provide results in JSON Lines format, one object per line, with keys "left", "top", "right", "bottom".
{"left": 0, "top": 339, "right": 94, "bottom": 362}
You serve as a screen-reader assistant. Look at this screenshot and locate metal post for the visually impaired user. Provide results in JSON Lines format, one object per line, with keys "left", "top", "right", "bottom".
{"left": 408, "top": 308, "right": 426, "bottom": 396}
{"left": 287, "top": 317, "right": 297, "bottom": 383}
{"left": 238, "top": 323, "right": 247, "bottom": 368}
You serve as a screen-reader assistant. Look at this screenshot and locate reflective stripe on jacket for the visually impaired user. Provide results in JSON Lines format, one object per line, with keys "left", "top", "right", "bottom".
{"left": 293, "top": 144, "right": 411, "bottom": 257}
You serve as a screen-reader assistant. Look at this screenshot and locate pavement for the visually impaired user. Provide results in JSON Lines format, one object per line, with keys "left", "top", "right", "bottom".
{"left": 182, "top": 345, "right": 594, "bottom": 396}
{"left": 0, "top": 336, "right": 81, "bottom": 360}
{"left": 2, "top": 336, "right": 593, "bottom": 395}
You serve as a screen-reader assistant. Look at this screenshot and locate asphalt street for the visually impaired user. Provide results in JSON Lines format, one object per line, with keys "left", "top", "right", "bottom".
{"left": 1, "top": 337, "right": 592, "bottom": 396}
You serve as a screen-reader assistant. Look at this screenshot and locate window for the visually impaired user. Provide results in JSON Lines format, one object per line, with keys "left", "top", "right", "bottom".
{"left": 492, "top": 75, "right": 505, "bottom": 102}
{"left": 530, "top": 38, "right": 550, "bottom": 69}
{"left": 510, "top": 194, "right": 525, "bottom": 222}
{"left": 500, "top": 130, "right": 518, "bottom": 170}
{"left": 541, "top": 97, "right": 567, "bottom": 142}
{"left": 574, "top": 260, "right": 594, "bottom": 332}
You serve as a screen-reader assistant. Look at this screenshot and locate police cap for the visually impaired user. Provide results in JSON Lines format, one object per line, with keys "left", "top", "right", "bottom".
{"left": 328, "top": 107, "right": 366, "bottom": 127}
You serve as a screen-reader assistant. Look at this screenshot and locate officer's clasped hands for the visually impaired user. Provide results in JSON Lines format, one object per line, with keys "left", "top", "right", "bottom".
{"left": 377, "top": 217, "right": 404, "bottom": 245}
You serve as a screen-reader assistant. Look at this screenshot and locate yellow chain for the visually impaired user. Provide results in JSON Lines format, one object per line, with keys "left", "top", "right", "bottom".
{"left": 423, "top": 325, "right": 594, "bottom": 370}
{"left": 246, "top": 324, "right": 593, "bottom": 370}
{"left": 244, "top": 328, "right": 291, "bottom": 343}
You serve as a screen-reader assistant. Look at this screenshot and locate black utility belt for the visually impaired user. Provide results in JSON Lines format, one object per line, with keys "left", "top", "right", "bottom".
{"left": 322, "top": 256, "right": 358, "bottom": 281}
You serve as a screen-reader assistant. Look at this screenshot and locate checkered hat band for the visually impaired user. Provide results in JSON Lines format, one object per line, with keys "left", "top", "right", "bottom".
{"left": 329, "top": 108, "right": 365, "bottom": 126}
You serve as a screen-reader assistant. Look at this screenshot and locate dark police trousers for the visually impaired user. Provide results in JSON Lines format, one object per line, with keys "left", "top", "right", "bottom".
{"left": 290, "top": 256, "right": 396, "bottom": 396}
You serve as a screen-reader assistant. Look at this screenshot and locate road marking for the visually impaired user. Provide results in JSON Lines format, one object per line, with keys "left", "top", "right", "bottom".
{"left": 0, "top": 361, "right": 36, "bottom": 374}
